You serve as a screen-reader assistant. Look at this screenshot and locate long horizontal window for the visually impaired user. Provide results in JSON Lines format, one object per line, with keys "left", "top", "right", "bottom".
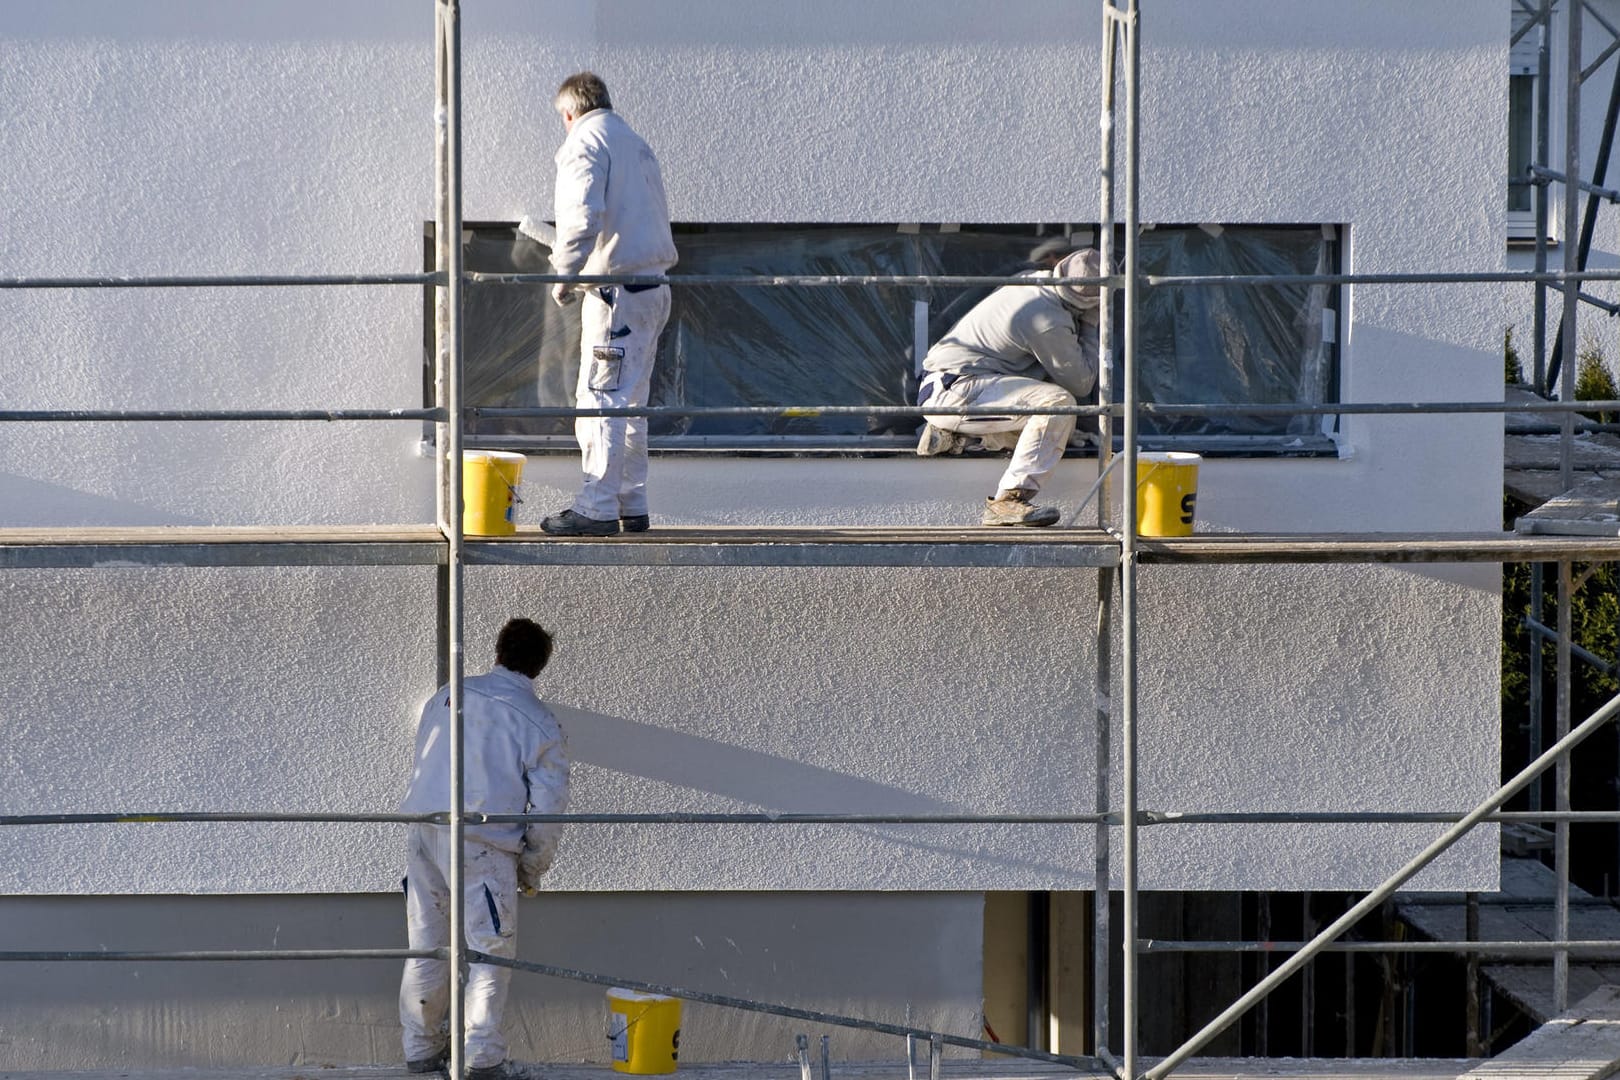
{"left": 437, "top": 222, "right": 1339, "bottom": 454}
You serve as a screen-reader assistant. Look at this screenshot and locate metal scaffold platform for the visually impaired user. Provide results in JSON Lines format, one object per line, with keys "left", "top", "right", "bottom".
{"left": 10, "top": 526, "right": 1620, "bottom": 570}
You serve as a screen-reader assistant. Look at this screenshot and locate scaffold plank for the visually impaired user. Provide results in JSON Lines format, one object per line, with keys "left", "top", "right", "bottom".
{"left": 0, "top": 525, "right": 445, "bottom": 569}
{"left": 1457, "top": 985, "right": 1620, "bottom": 1079}
{"left": 1517, "top": 474, "right": 1620, "bottom": 536}
{"left": 7, "top": 526, "right": 1620, "bottom": 569}
{"left": 1136, "top": 532, "right": 1620, "bottom": 564}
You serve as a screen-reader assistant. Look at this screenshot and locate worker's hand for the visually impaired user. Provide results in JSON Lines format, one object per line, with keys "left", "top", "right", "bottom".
{"left": 551, "top": 282, "right": 578, "bottom": 307}
{"left": 518, "top": 837, "right": 557, "bottom": 893}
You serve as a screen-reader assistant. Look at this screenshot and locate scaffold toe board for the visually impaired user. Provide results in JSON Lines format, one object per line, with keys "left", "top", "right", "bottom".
{"left": 465, "top": 526, "right": 1121, "bottom": 567}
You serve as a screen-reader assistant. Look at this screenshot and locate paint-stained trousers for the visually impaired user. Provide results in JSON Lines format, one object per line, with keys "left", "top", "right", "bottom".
{"left": 572, "top": 282, "right": 672, "bottom": 522}
{"left": 923, "top": 373, "right": 1078, "bottom": 494}
{"left": 399, "top": 823, "right": 520, "bottom": 1068}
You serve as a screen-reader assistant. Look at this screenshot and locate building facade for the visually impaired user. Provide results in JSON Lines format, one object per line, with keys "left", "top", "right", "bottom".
{"left": 0, "top": 0, "right": 1525, "bottom": 1068}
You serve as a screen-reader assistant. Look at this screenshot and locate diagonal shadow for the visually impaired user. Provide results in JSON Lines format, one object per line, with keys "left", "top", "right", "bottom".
{"left": 552, "top": 704, "right": 959, "bottom": 815}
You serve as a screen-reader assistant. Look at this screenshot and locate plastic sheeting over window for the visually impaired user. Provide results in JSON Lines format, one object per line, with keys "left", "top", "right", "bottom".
{"left": 449, "top": 223, "right": 1337, "bottom": 448}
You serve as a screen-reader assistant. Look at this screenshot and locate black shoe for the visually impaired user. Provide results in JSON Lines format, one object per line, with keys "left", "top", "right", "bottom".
{"left": 541, "top": 509, "right": 619, "bottom": 536}
{"left": 620, "top": 514, "right": 651, "bottom": 533}
{"left": 465, "top": 1063, "right": 523, "bottom": 1080}
{"left": 406, "top": 1050, "right": 448, "bottom": 1074}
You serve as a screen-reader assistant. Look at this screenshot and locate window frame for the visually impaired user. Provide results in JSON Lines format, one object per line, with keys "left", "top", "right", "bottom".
{"left": 427, "top": 221, "right": 1343, "bottom": 460}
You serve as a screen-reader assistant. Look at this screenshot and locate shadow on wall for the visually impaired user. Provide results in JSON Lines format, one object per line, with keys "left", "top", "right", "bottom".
{"left": 0, "top": 471, "right": 205, "bottom": 527}
{"left": 554, "top": 703, "right": 958, "bottom": 815}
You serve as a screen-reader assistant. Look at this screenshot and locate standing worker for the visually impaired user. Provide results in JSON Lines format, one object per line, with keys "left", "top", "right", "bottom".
{"left": 915, "top": 248, "right": 1104, "bottom": 527}
{"left": 539, "top": 71, "right": 678, "bottom": 537}
{"left": 398, "top": 618, "right": 570, "bottom": 1079}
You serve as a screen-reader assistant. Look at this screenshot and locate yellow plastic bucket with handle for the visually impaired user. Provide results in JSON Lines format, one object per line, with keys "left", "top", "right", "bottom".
{"left": 1135, "top": 451, "right": 1200, "bottom": 537}
{"left": 606, "top": 988, "right": 681, "bottom": 1075}
{"left": 462, "top": 451, "right": 526, "bottom": 536}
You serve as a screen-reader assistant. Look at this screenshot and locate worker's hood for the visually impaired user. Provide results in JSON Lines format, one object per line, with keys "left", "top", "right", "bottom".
{"left": 1050, "top": 248, "right": 1103, "bottom": 312}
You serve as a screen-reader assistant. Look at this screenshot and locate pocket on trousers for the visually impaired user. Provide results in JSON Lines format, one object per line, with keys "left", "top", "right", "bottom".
{"left": 589, "top": 345, "right": 626, "bottom": 392}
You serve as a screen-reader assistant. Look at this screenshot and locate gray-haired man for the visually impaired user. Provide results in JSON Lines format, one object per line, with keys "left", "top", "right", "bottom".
{"left": 541, "top": 72, "right": 678, "bottom": 537}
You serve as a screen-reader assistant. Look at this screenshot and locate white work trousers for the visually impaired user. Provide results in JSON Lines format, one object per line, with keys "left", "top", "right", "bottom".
{"left": 925, "top": 374, "right": 1077, "bottom": 493}
{"left": 399, "top": 824, "right": 520, "bottom": 1069}
{"left": 573, "top": 283, "right": 672, "bottom": 522}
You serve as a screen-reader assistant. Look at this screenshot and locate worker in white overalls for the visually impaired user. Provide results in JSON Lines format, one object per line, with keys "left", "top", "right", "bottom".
{"left": 398, "top": 618, "right": 570, "bottom": 1079}
{"left": 541, "top": 71, "right": 679, "bottom": 537}
{"left": 915, "top": 248, "right": 1103, "bottom": 527}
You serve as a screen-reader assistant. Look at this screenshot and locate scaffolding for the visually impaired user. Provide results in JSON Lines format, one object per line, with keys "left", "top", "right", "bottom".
{"left": 7, "top": 2, "right": 1620, "bottom": 1079}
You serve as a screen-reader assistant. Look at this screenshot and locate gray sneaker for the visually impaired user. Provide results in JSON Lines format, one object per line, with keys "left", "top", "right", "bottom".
{"left": 981, "top": 489, "right": 1060, "bottom": 527}
{"left": 916, "top": 422, "right": 965, "bottom": 457}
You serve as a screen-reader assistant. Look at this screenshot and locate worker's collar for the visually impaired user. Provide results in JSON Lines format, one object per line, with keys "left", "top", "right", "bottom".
{"left": 491, "top": 664, "right": 536, "bottom": 686}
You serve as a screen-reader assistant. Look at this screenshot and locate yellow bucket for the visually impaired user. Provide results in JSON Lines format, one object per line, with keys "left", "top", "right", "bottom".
{"left": 1135, "top": 451, "right": 1200, "bottom": 537}
{"left": 462, "top": 451, "right": 525, "bottom": 536}
{"left": 606, "top": 988, "right": 681, "bottom": 1075}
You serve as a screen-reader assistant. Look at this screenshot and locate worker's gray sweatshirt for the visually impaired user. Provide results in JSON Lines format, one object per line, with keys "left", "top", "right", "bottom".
{"left": 922, "top": 272, "right": 1101, "bottom": 402}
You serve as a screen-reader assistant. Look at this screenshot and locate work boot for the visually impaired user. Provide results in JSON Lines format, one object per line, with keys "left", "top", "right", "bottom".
{"left": 465, "top": 1063, "right": 527, "bottom": 1080}
{"left": 540, "top": 509, "right": 618, "bottom": 536}
{"left": 981, "top": 489, "right": 1060, "bottom": 527}
{"left": 620, "top": 513, "right": 651, "bottom": 533}
{"left": 405, "top": 1049, "right": 448, "bottom": 1074}
{"left": 916, "top": 422, "right": 965, "bottom": 456}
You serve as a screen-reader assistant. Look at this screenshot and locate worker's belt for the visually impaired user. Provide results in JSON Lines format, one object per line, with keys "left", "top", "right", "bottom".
{"left": 917, "top": 371, "right": 961, "bottom": 406}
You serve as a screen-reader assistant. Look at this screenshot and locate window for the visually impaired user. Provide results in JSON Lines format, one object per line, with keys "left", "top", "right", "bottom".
{"left": 1510, "top": 1, "right": 1551, "bottom": 241}
{"left": 437, "top": 222, "right": 1340, "bottom": 456}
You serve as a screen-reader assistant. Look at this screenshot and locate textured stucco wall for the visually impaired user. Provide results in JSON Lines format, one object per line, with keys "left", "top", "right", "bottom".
{"left": 0, "top": 0, "right": 1502, "bottom": 900}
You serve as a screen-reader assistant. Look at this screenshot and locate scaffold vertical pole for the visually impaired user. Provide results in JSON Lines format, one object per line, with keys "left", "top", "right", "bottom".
{"left": 1092, "top": 1, "right": 1121, "bottom": 1059}
{"left": 1120, "top": 0, "right": 1142, "bottom": 1076}
{"left": 1557, "top": 557, "right": 1573, "bottom": 1014}
{"left": 1555, "top": 0, "right": 1582, "bottom": 1017}
{"left": 1535, "top": 0, "right": 1551, "bottom": 395}
{"left": 435, "top": 1, "right": 470, "bottom": 1077}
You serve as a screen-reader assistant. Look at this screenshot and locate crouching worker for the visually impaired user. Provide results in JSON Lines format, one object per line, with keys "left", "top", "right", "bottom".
{"left": 398, "top": 618, "right": 570, "bottom": 1079}
{"left": 916, "top": 248, "right": 1103, "bottom": 527}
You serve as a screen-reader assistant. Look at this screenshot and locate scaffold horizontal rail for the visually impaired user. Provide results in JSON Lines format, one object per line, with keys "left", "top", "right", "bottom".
{"left": 466, "top": 267, "right": 1620, "bottom": 289}
{"left": 0, "top": 948, "right": 435, "bottom": 962}
{"left": 0, "top": 273, "right": 441, "bottom": 289}
{"left": 1140, "top": 940, "right": 1620, "bottom": 957}
{"left": 0, "top": 408, "right": 441, "bottom": 423}
{"left": 10, "top": 807, "right": 1616, "bottom": 829}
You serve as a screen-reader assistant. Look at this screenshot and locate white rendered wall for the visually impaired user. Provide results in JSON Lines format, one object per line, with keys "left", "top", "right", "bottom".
{"left": 0, "top": 0, "right": 1502, "bottom": 900}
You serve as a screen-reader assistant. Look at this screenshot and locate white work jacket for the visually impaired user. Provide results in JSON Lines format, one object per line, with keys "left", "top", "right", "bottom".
{"left": 550, "top": 108, "right": 678, "bottom": 278}
{"left": 922, "top": 271, "right": 1101, "bottom": 403}
{"left": 399, "top": 666, "right": 571, "bottom": 854}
